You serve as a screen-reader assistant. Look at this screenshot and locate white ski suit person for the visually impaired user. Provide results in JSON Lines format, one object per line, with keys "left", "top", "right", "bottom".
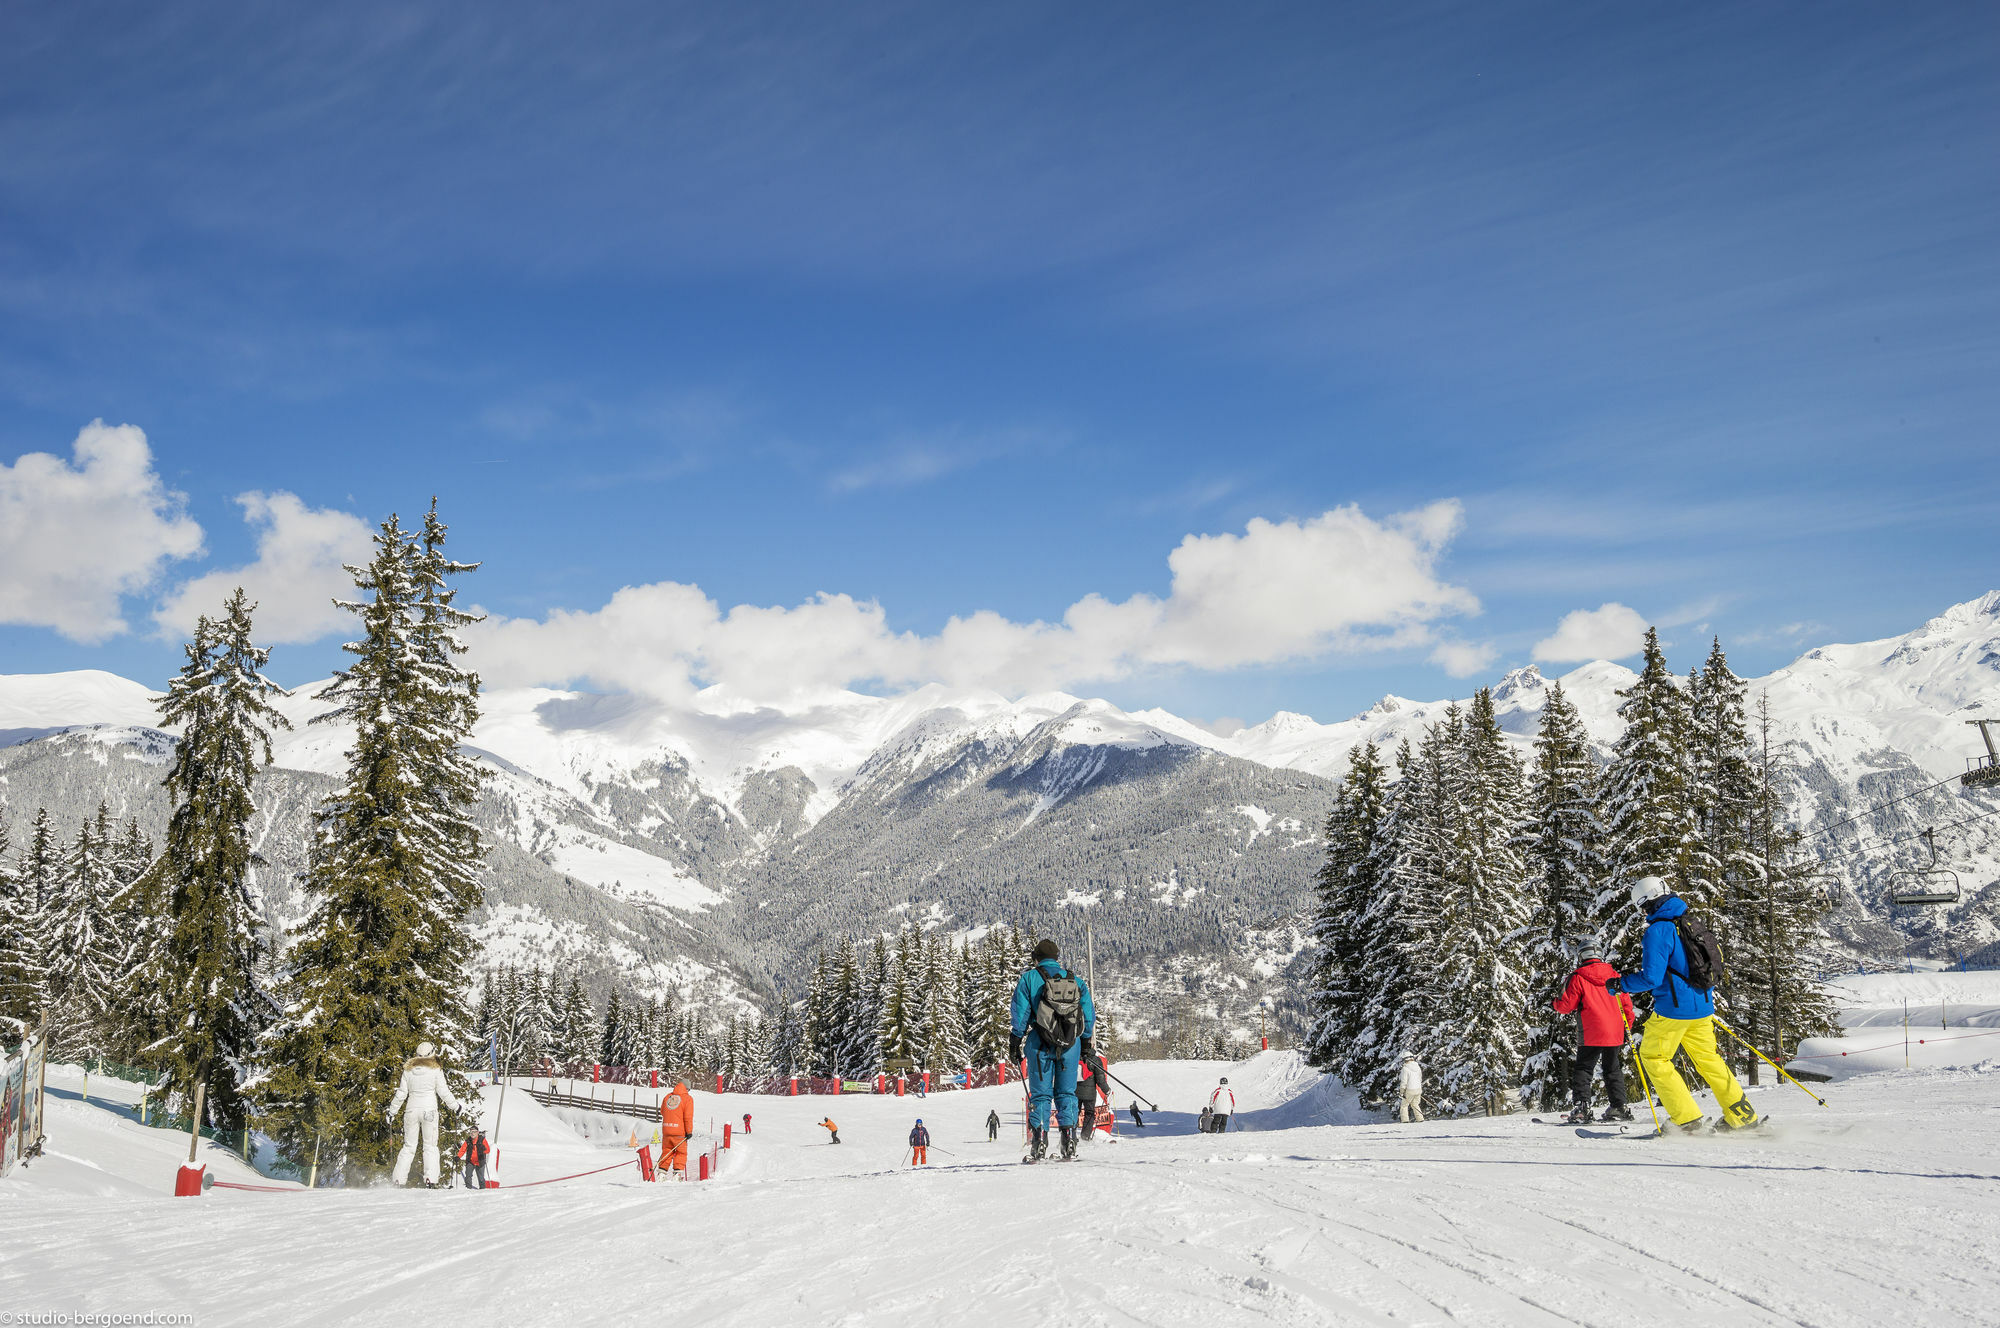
{"left": 1206, "top": 1080, "right": 1235, "bottom": 1133}
{"left": 388, "top": 1043, "right": 464, "bottom": 1186}
{"left": 1398, "top": 1053, "right": 1424, "bottom": 1122}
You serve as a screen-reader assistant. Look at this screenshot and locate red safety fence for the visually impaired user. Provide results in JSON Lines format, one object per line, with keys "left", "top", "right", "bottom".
{"left": 1787, "top": 1026, "right": 2000, "bottom": 1060}
{"left": 524, "top": 1060, "right": 1016, "bottom": 1095}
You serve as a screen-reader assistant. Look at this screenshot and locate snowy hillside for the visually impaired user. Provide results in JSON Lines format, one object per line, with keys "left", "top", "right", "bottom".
{"left": 2, "top": 594, "right": 1997, "bottom": 1023}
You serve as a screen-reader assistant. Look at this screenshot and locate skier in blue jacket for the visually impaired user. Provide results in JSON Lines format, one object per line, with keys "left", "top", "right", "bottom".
{"left": 1607, "top": 877, "right": 1759, "bottom": 1134}
{"left": 1010, "top": 939, "right": 1097, "bottom": 1162}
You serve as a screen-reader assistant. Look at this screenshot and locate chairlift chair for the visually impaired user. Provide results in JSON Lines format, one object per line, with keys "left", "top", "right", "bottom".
{"left": 1964, "top": 719, "right": 2000, "bottom": 789}
{"left": 1888, "top": 828, "right": 1960, "bottom": 907}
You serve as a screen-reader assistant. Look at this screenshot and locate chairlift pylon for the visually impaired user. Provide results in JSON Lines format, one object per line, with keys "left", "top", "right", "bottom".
{"left": 1888, "top": 827, "right": 1960, "bottom": 906}
{"left": 1963, "top": 719, "right": 2000, "bottom": 790}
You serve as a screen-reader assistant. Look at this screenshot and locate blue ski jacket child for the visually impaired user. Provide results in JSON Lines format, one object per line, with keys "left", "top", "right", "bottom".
{"left": 1614, "top": 895, "right": 1714, "bottom": 1020}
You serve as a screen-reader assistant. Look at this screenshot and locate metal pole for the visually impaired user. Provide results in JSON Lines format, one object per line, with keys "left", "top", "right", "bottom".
{"left": 186, "top": 1079, "right": 207, "bottom": 1165}
{"left": 1904, "top": 999, "right": 1909, "bottom": 1070}
{"left": 1086, "top": 919, "right": 1095, "bottom": 993}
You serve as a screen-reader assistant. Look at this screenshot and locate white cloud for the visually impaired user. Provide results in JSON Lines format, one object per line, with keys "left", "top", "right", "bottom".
{"left": 153, "top": 491, "right": 376, "bottom": 644}
{"left": 0, "top": 422, "right": 204, "bottom": 643}
{"left": 1429, "top": 639, "right": 1498, "bottom": 678}
{"left": 472, "top": 501, "right": 1479, "bottom": 702}
{"left": 1532, "top": 602, "right": 1650, "bottom": 663}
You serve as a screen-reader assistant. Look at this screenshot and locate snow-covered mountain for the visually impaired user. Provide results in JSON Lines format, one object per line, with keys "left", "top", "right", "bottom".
{"left": 3, "top": 592, "right": 1996, "bottom": 1032}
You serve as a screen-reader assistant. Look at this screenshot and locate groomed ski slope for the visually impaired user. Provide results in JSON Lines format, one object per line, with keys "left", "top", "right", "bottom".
{"left": 5, "top": 1046, "right": 1999, "bottom": 1326}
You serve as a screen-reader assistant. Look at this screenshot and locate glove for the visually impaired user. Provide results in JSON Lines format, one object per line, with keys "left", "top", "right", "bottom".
{"left": 1009, "top": 1034, "right": 1023, "bottom": 1062}
{"left": 1080, "top": 1036, "right": 1095, "bottom": 1061}
{"left": 1604, "top": 977, "right": 1623, "bottom": 994}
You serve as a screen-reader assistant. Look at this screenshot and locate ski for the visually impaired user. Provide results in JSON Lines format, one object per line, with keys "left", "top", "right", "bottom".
{"left": 1575, "top": 1126, "right": 1638, "bottom": 1139}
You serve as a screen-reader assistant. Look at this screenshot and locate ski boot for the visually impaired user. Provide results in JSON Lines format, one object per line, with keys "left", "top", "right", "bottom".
{"left": 1714, "top": 1099, "right": 1762, "bottom": 1132}
{"left": 1601, "top": 1105, "right": 1637, "bottom": 1123}
{"left": 1664, "top": 1116, "right": 1712, "bottom": 1137}
{"left": 1028, "top": 1127, "right": 1048, "bottom": 1162}
{"left": 1059, "top": 1124, "right": 1078, "bottom": 1161}
{"left": 1563, "top": 1104, "right": 1595, "bottom": 1124}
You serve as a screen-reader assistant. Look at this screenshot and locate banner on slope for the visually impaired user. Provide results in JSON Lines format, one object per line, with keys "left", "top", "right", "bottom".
{"left": 0, "top": 1028, "right": 49, "bottom": 1179}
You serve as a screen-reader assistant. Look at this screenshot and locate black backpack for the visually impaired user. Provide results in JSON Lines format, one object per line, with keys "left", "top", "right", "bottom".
{"left": 1031, "top": 966, "right": 1084, "bottom": 1050}
{"left": 1670, "top": 913, "right": 1724, "bottom": 990}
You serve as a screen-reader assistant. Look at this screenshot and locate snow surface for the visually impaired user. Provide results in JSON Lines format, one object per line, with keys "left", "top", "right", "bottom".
{"left": 12, "top": 1022, "right": 2000, "bottom": 1326}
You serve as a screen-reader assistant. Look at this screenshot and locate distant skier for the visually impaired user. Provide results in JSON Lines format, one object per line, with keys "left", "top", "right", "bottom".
{"left": 1398, "top": 1052, "right": 1424, "bottom": 1122}
{"left": 1009, "top": 938, "right": 1097, "bottom": 1161}
{"left": 387, "top": 1041, "right": 463, "bottom": 1188}
{"left": 742, "top": 1112, "right": 752, "bottom": 1136}
{"left": 1206, "top": 1077, "right": 1235, "bottom": 1133}
{"left": 1075, "top": 1060, "right": 1099, "bottom": 1144}
{"left": 1608, "top": 877, "right": 1760, "bottom": 1134}
{"left": 1198, "top": 1105, "right": 1213, "bottom": 1134}
{"left": 909, "top": 1119, "right": 930, "bottom": 1166}
{"left": 819, "top": 1117, "right": 841, "bottom": 1144}
{"left": 659, "top": 1080, "right": 694, "bottom": 1176}
{"left": 1552, "top": 941, "right": 1638, "bottom": 1123}
{"left": 455, "top": 1128, "right": 491, "bottom": 1189}
{"left": 1128, "top": 1103, "right": 1146, "bottom": 1129}
{"left": 986, "top": 1109, "right": 1001, "bottom": 1141}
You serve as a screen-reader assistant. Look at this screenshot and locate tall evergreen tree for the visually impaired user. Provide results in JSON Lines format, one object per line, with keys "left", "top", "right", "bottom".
{"left": 1427, "top": 689, "right": 1532, "bottom": 1115}
{"left": 127, "top": 591, "right": 290, "bottom": 1129}
{"left": 1518, "top": 682, "right": 1608, "bottom": 1108}
{"left": 46, "top": 812, "right": 126, "bottom": 1057}
{"left": 0, "top": 819, "right": 43, "bottom": 1039}
{"left": 252, "top": 508, "right": 485, "bottom": 1180}
{"left": 1599, "top": 627, "right": 1699, "bottom": 959}
{"left": 1304, "top": 742, "right": 1387, "bottom": 1070}
{"left": 1725, "top": 692, "right": 1840, "bottom": 1078}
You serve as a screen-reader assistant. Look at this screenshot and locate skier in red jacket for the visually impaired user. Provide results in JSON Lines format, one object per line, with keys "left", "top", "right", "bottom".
{"left": 1552, "top": 943, "right": 1639, "bottom": 1123}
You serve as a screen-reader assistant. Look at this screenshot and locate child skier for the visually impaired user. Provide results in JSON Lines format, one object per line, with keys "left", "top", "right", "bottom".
{"left": 909, "top": 1119, "right": 930, "bottom": 1165}
{"left": 1009, "top": 938, "right": 1098, "bottom": 1161}
{"left": 1552, "top": 941, "right": 1638, "bottom": 1123}
{"left": 1398, "top": 1052, "right": 1424, "bottom": 1122}
{"left": 985, "top": 1109, "right": 1001, "bottom": 1141}
{"left": 455, "top": 1128, "right": 491, "bottom": 1189}
{"left": 1608, "top": 877, "right": 1761, "bottom": 1135}
{"left": 819, "top": 1117, "right": 840, "bottom": 1144}
{"left": 387, "top": 1040, "right": 462, "bottom": 1188}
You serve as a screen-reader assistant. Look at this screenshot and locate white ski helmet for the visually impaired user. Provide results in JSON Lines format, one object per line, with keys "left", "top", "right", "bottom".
{"left": 1401, "top": 1051, "right": 1417, "bottom": 1062}
{"left": 415, "top": 1040, "right": 436, "bottom": 1058}
{"left": 1629, "top": 876, "right": 1670, "bottom": 909}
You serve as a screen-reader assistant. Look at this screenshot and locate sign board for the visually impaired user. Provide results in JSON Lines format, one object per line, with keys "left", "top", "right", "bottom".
{"left": 0, "top": 1032, "right": 48, "bottom": 1180}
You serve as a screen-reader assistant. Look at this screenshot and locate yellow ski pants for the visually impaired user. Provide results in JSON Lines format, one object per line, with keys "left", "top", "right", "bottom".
{"left": 1637, "top": 1015, "right": 1752, "bottom": 1127}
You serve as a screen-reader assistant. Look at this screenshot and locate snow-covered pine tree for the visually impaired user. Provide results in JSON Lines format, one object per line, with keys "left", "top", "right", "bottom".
{"left": 558, "top": 972, "right": 596, "bottom": 1064}
{"left": 851, "top": 935, "right": 889, "bottom": 1075}
{"left": 877, "top": 930, "right": 918, "bottom": 1070}
{"left": 1304, "top": 741, "right": 1387, "bottom": 1070}
{"left": 45, "top": 811, "right": 127, "bottom": 1059}
{"left": 0, "top": 818, "right": 45, "bottom": 1040}
{"left": 1724, "top": 692, "right": 1839, "bottom": 1079}
{"left": 600, "top": 988, "right": 628, "bottom": 1068}
{"left": 1427, "top": 689, "right": 1532, "bottom": 1115}
{"left": 252, "top": 510, "right": 485, "bottom": 1179}
{"left": 121, "top": 591, "right": 290, "bottom": 1129}
{"left": 1685, "top": 641, "right": 1753, "bottom": 921}
{"left": 1599, "top": 626, "right": 1698, "bottom": 960}
{"left": 918, "top": 935, "right": 970, "bottom": 1071}
{"left": 1341, "top": 732, "right": 1451, "bottom": 1105}
{"left": 1518, "top": 682, "right": 1608, "bottom": 1109}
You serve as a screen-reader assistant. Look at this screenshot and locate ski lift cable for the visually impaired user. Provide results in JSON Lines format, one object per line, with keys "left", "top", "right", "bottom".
{"left": 1798, "top": 802, "right": 2000, "bottom": 866}
{"left": 1795, "top": 773, "right": 1961, "bottom": 843}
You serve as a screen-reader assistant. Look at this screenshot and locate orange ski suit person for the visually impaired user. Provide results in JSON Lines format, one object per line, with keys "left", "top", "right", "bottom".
{"left": 659, "top": 1080, "right": 695, "bottom": 1175}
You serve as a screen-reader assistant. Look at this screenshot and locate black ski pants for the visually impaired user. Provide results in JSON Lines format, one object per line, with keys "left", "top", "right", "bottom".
{"left": 1572, "top": 1044, "right": 1628, "bottom": 1109}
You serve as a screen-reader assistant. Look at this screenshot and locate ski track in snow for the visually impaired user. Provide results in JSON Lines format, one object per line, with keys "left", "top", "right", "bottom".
{"left": 6, "top": 1051, "right": 2000, "bottom": 1327}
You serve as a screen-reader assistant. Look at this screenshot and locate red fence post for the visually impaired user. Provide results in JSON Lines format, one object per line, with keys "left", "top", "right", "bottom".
{"left": 592, "top": 1064, "right": 601, "bottom": 1084}
{"left": 895, "top": 1076, "right": 905, "bottom": 1097}
{"left": 637, "top": 1145, "right": 656, "bottom": 1182}
{"left": 715, "top": 1072, "right": 725, "bottom": 1094}
{"left": 789, "top": 1077, "right": 798, "bottom": 1096}
{"left": 723, "top": 1123, "right": 732, "bottom": 1149}
{"left": 699, "top": 1152, "right": 709, "bottom": 1181}
{"left": 651, "top": 1069, "right": 659, "bottom": 1089}
{"left": 998, "top": 1061, "right": 1007, "bottom": 1085}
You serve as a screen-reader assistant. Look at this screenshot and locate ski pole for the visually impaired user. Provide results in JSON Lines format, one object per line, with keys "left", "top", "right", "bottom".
{"left": 1622, "top": 1009, "right": 1663, "bottom": 1136}
{"left": 1713, "top": 1018, "right": 1828, "bottom": 1107}
{"left": 1103, "top": 1070, "right": 1158, "bottom": 1111}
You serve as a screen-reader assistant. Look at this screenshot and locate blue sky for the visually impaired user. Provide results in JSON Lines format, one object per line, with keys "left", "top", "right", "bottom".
{"left": 1, "top": 1, "right": 1994, "bottom": 727}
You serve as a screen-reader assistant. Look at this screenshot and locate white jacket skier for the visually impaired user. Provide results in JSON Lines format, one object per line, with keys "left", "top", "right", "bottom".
{"left": 388, "top": 1043, "right": 464, "bottom": 1186}
{"left": 1206, "top": 1080, "right": 1235, "bottom": 1132}
{"left": 1397, "top": 1053, "right": 1424, "bottom": 1123}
